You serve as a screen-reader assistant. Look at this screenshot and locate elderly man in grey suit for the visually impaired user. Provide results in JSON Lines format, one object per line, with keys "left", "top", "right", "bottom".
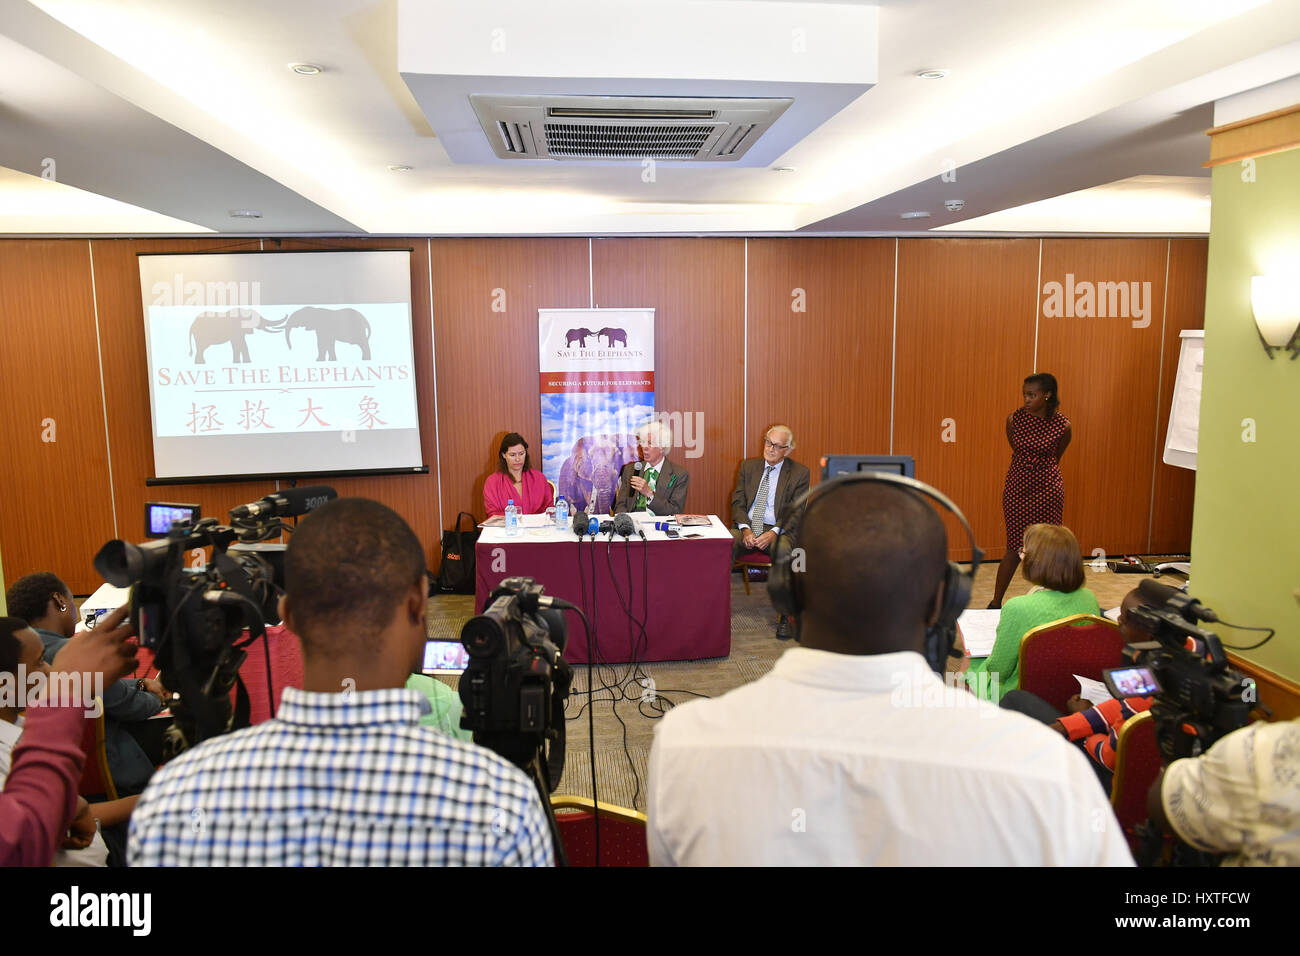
{"left": 731, "top": 424, "right": 810, "bottom": 640}
{"left": 614, "top": 420, "right": 690, "bottom": 516}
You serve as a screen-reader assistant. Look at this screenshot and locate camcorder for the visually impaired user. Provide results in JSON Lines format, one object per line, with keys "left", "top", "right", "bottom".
{"left": 1103, "top": 581, "right": 1254, "bottom": 764}
{"left": 92, "top": 486, "right": 335, "bottom": 757}
{"left": 458, "top": 577, "right": 574, "bottom": 792}
{"left": 1103, "top": 580, "right": 1260, "bottom": 867}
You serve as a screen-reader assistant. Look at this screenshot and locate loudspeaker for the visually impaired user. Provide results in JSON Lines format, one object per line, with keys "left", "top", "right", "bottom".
{"left": 767, "top": 472, "right": 984, "bottom": 671}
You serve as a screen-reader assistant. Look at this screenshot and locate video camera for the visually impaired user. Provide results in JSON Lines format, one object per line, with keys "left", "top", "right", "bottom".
{"left": 458, "top": 577, "right": 574, "bottom": 792}
{"left": 1102, "top": 580, "right": 1255, "bottom": 764}
{"left": 92, "top": 486, "right": 335, "bottom": 756}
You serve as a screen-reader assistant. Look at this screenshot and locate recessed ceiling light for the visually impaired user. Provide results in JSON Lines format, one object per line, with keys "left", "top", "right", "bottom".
{"left": 915, "top": 69, "right": 948, "bottom": 80}
{"left": 229, "top": 209, "right": 262, "bottom": 219}
{"left": 900, "top": 210, "right": 931, "bottom": 220}
{"left": 388, "top": 164, "right": 413, "bottom": 172}
{"left": 289, "top": 63, "right": 323, "bottom": 76}
{"left": 772, "top": 166, "right": 796, "bottom": 173}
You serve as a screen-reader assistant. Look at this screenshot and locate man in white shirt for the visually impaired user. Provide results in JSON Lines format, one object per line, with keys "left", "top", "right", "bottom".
{"left": 647, "top": 477, "right": 1133, "bottom": 866}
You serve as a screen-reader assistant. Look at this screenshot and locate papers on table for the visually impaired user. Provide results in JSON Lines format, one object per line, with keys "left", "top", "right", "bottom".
{"left": 956, "top": 608, "right": 999, "bottom": 658}
{"left": 1075, "top": 675, "right": 1112, "bottom": 706}
{"left": 1155, "top": 561, "right": 1191, "bottom": 575}
{"left": 479, "top": 513, "right": 559, "bottom": 529}
{"left": 1103, "top": 606, "right": 1121, "bottom": 622}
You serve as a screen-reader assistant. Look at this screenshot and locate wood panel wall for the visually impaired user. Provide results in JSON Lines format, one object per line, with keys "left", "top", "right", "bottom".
{"left": 1150, "top": 240, "right": 1206, "bottom": 553}
{"left": 894, "top": 239, "right": 1040, "bottom": 561}
{"left": 430, "top": 238, "right": 590, "bottom": 530}
{"left": 592, "top": 238, "right": 746, "bottom": 524}
{"left": 0, "top": 236, "right": 1205, "bottom": 596}
{"left": 0, "top": 240, "right": 116, "bottom": 590}
{"left": 746, "top": 238, "right": 895, "bottom": 502}
{"left": 1036, "top": 239, "right": 1171, "bottom": 560}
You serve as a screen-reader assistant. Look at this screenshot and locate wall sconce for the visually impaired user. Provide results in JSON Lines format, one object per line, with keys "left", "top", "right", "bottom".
{"left": 1251, "top": 275, "right": 1300, "bottom": 360}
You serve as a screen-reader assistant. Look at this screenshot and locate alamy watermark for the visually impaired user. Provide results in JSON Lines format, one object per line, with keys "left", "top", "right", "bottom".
{"left": 1041, "top": 273, "right": 1151, "bottom": 328}
{"left": 890, "top": 664, "right": 999, "bottom": 712}
{"left": 0, "top": 667, "right": 104, "bottom": 717}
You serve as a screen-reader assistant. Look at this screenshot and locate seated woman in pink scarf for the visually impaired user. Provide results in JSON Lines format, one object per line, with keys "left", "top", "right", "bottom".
{"left": 483, "top": 432, "right": 555, "bottom": 517}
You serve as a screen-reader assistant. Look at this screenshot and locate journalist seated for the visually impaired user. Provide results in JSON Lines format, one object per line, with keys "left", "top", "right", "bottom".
{"left": 0, "top": 617, "right": 141, "bottom": 866}
{"left": 6, "top": 572, "right": 167, "bottom": 796}
{"left": 647, "top": 477, "right": 1131, "bottom": 866}
{"left": 128, "top": 498, "right": 553, "bottom": 866}
{"left": 1147, "top": 716, "right": 1300, "bottom": 866}
{"left": 965, "top": 523, "right": 1099, "bottom": 702}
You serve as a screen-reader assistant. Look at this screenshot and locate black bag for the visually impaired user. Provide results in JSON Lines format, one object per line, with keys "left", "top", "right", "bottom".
{"left": 435, "top": 511, "right": 480, "bottom": 594}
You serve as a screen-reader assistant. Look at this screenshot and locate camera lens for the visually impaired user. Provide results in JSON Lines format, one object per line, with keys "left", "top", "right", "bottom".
{"left": 461, "top": 614, "right": 503, "bottom": 658}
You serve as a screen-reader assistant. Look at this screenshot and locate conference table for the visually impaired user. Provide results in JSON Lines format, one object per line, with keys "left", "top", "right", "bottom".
{"left": 474, "top": 514, "right": 733, "bottom": 664}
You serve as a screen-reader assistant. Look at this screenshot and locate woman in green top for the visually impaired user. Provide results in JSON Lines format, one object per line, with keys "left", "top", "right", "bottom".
{"left": 967, "top": 523, "right": 1098, "bottom": 702}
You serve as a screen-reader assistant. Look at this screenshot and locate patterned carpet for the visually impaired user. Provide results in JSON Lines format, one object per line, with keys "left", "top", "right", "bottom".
{"left": 426, "top": 559, "right": 1177, "bottom": 812}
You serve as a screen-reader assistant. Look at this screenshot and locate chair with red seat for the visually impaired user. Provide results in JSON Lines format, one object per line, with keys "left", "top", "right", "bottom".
{"left": 550, "top": 795, "right": 648, "bottom": 867}
{"left": 1017, "top": 614, "right": 1124, "bottom": 713}
{"left": 733, "top": 550, "right": 772, "bottom": 596}
{"left": 78, "top": 697, "right": 118, "bottom": 801}
{"left": 1110, "top": 710, "right": 1162, "bottom": 853}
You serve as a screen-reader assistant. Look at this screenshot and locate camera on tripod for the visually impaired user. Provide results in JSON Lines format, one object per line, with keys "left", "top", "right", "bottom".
{"left": 1101, "top": 582, "right": 1254, "bottom": 764}
{"left": 91, "top": 486, "right": 334, "bottom": 755}
{"left": 459, "top": 577, "right": 573, "bottom": 790}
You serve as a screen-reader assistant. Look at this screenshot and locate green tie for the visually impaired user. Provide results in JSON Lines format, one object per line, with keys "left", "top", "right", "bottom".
{"left": 637, "top": 465, "right": 659, "bottom": 510}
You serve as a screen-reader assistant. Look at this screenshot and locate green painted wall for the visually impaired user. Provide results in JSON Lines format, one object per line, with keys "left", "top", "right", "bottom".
{"left": 1191, "top": 144, "right": 1300, "bottom": 682}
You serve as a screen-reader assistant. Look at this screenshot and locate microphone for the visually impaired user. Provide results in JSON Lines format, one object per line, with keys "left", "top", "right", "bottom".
{"left": 613, "top": 513, "right": 635, "bottom": 538}
{"left": 587, "top": 515, "right": 599, "bottom": 537}
{"left": 230, "top": 485, "right": 337, "bottom": 520}
{"left": 571, "top": 509, "right": 589, "bottom": 539}
{"left": 1137, "top": 578, "right": 1220, "bottom": 623}
{"left": 634, "top": 461, "right": 644, "bottom": 474}
{"left": 599, "top": 519, "right": 615, "bottom": 539}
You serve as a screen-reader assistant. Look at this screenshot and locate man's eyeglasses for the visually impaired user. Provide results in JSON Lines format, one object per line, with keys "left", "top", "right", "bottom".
{"left": 763, "top": 439, "right": 789, "bottom": 450}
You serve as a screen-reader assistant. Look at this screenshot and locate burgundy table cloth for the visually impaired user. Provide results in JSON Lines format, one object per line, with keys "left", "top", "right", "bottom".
{"left": 474, "top": 530, "right": 732, "bottom": 664}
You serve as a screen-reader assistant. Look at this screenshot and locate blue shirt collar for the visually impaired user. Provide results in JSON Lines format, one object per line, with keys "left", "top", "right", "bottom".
{"left": 276, "top": 686, "right": 429, "bottom": 728}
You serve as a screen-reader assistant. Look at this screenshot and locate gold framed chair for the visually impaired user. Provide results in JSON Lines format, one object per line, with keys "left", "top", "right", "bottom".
{"left": 550, "top": 794, "right": 648, "bottom": 867}
{"left": 1017, "top": 614, "right": 1123, "bottom": 712}
{"left": 77, "top": 697, "right": 118, "bottom": 801}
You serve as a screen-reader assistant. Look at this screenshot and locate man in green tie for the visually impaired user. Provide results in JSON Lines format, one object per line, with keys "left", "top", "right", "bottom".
{"left": 614, "top": 420, "right": 690, "bottom": 516}
{"left": 730, "top": 424, "right": 811, "bottom": 640}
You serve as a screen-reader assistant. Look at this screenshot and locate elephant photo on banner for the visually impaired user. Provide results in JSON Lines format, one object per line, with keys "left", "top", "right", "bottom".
{"left": 188, "top": 309, "right": 284, "bottom": 364}
{"left": 285, "top": 306, "right": 372, "bottom": 361}
{"left": 557, "top": 433, "right": 639, "bottom": 516}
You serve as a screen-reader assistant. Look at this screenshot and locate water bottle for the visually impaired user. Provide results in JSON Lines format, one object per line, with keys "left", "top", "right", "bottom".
{"left": 555, "top": 496, "right": 569, "bottom": 532}
{"left": 505, "top": 499, "right": 519, "bottom": 537}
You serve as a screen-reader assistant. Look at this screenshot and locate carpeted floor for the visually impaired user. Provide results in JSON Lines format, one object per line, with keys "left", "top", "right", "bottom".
{"left": 426, "top": 559, "right": 1181, "bottom": 812}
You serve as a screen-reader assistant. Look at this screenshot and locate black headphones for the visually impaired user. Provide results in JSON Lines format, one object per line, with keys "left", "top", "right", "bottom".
{"left": 768, "top": 472, "right": 985, "bottom": 672}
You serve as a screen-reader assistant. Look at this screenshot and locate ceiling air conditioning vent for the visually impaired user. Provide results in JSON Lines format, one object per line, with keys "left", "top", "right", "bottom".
{"left": 470, "top": 94, "right": 792, "bottom": 162}
{"left": 496, "top": 121, "right": 536, "bottom": 156}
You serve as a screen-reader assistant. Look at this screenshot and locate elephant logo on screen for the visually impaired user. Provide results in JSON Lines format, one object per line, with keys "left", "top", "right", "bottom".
{"left": 565, "top": 327, "right": 596, "bottom": 348}
{"left": 285, "top": 307, "right": 372, "bottom": 361}
{"left": 557, "top": 433, "right": 638, "bottom": 515}
{"left": 596, "top": 327, "right": 627, "bottom": 348}
{"left": 188, "top": 309, "right": 284, "bottom": 364}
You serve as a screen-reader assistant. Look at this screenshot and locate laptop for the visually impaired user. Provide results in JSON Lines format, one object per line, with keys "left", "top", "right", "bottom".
{"left": 422, "top": 639, "right": 470, "bottom": 675}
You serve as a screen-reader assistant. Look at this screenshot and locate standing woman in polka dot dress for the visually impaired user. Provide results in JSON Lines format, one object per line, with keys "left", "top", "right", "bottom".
{"left": 988, "top": 373, "right": 1072, "bottom": 608}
